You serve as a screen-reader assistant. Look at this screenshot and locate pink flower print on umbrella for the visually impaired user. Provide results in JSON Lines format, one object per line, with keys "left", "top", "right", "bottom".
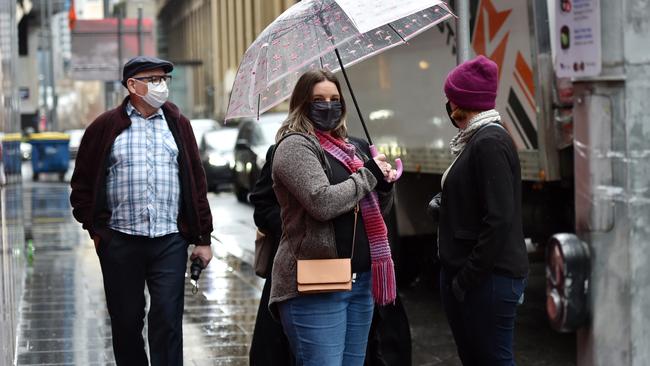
{"left": 225, "top": 0, "right": 454, "bottom": 181}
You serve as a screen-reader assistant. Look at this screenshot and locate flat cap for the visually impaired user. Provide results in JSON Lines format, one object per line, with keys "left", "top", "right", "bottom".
{"left": 122, "top": 56, "right": 174, "bottom": 87}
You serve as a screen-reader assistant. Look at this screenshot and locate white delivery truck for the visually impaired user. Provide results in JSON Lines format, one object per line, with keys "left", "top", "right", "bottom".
{"left": 345, "top": 1, "right": 650, "bottom": 365}
{"left": 345, "top": 0, "right": 571, "bottom": 245}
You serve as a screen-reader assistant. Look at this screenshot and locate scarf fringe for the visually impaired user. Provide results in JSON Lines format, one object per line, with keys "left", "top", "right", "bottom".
{"left": 316, "top": 131, "right": 397, "bottom": 305}
{"left": 372, "top": 258, "right": 397, "bottom": 305}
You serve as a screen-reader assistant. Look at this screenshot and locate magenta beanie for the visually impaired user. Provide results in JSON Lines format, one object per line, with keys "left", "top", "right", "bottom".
{"left": 444, "top": 55, "right": 498, "bottom": 110}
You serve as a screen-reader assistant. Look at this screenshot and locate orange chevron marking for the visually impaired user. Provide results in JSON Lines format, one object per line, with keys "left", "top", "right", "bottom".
{"left": 514, "top": 71, "right": 536, "bottom": 111}
{"left": 490, "top": 31, "right": 509, "bottom": 80}
{"left": 515, "top": 52, "right": 535, "bottom": 98}
{"left": 472, "top": 0, "right": 513, "bottom": 81}
{"left": 484, "top": 0, "right": 512, "bottom": 41}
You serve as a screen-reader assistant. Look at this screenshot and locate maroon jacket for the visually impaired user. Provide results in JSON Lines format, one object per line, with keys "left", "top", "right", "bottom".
{"left": 70, "top": 97, "right": 213, "bottom": 245}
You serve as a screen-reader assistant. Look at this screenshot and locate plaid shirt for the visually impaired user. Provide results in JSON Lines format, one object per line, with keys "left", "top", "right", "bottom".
{"left": 106, "top": 103, "right": 181, "bottom": 237}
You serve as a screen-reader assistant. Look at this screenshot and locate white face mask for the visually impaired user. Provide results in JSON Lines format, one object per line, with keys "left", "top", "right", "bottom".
{"left": 135, "top": 80, "right": 169, "bottom": 109}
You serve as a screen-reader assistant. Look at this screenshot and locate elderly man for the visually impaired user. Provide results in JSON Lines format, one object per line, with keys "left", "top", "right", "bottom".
{"left": 70, "top": 56, "right": 213, "bottom": 365}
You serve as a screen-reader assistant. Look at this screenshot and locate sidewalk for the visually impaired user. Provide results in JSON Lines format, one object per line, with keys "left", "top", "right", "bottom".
{"left": 15, "top": 182, "right": 263, "bottom": 366}
{"left": 15, "top": 182, "right": 575, "bottom": 366}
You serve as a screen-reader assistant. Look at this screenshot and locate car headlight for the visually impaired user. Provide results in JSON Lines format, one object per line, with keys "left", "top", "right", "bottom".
{"left": 20, "top": 143, "right": 31, "bottom": 159}
{"left": 251, "top": 146, "right": 269, "bottom": 170}
{"left": 209, "top": 153, "right": 230, "bottom": 167}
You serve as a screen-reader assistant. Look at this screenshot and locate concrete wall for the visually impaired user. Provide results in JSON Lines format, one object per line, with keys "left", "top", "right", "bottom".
{"left": 0, "top": 1, "right": 27, "bottom": 365}
{"left": 157, "top": 0, "right": 296, "bottom": 119}
{"left": 623, "top": 0, "right": 650, "bottom": 364}
{"left": 574, "top": 1, "right": 650, "bottom": 365}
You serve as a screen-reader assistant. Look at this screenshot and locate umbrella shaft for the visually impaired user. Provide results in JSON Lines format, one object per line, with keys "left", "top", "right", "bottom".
{"left": 334, "top": 48, "right": 373, "bottom": 146}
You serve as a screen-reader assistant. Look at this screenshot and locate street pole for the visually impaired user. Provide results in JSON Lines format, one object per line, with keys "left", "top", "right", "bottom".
{"left": 455, "top": 0, "right": 470, "bottom": 64}
{"left": 39, "top": 0, "right": 47, "bottom": 130}
{"left": 46, "top": 0, "right": 57, "bottom": 130}
{"left": 104, "top": 0, "right": 112, "bottom": 110}
{"left": 118, "top": 7, "right": 123, "bottom": 77}
{"left": 137, "top": 6, "right": 143, "bottom": 55}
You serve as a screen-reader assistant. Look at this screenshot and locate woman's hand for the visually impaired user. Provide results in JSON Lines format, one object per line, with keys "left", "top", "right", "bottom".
{"left": 373, "top": 154, "right": 391, "bottom": 177}
{"left": 372, "top": 153, "right": 387, "bottom": 167}
{"left": 386, "top": 169, "right": 398, "bottom": 183}
{"left": 373, "top": 154, "right": 398, "bottom": 182}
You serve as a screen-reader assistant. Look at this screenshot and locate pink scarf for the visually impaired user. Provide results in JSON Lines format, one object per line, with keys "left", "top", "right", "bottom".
{"left": 316, "top": 131, "right": 396, "bottom": 305}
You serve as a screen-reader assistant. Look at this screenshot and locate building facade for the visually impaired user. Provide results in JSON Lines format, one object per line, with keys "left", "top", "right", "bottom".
{"left": 0, "top": 0, "right": 26, "bottom": 364}
{"left": 157, "top": 0, "right": 296, "bottom": 119}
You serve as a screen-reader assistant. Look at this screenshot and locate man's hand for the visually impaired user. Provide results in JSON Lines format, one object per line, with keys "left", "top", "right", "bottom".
{"left": 190, "top": 245, "right": 213, "bottom": 268}
{"left": 452, "top": 277, "right": 466, "bottom": 303}
{"left": 92, "top": 235, "right": 101, "bottom": 251}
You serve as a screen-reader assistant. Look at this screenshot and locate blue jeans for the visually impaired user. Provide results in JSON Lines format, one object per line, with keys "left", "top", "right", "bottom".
{"left": 279, "top": 271, "right": 374, "bottom": 366}
{"left": 440, "top": 269, "right": 527, "bottom": 366}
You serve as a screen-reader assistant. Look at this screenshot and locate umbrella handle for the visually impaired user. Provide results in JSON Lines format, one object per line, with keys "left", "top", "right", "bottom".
{"left": 369, "top": 145, "right": 403, "bottom": 181}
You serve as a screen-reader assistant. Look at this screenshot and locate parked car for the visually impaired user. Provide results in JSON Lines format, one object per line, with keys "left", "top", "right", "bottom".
{"left": 200, "top": 127, "right": 238, "bottom": 192}
{"left": 65, "top": 129, "right": 85, "bottom": 160}
{"left": 232, "top": 112, "right": 286, "bottom": 202}
{"left": 189, "top": 119, "right": 219, "bottom": 146}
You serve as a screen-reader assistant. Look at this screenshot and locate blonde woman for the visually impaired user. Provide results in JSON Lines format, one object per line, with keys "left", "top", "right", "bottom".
{"left": 269, "top": 69, "right": 397, "bottom": 366}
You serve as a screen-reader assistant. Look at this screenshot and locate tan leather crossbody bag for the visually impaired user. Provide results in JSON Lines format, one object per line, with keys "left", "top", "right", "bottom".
{"left": 296, "top": 205, "right": 359, "bottom": 294}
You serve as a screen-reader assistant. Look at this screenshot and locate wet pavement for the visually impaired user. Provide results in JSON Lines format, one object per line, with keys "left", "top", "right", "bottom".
{"left": 16, "top": 179, "right": 263, "bottom": 366}
{"left": 14, "top": 173, "right": 576, "bottom": 365}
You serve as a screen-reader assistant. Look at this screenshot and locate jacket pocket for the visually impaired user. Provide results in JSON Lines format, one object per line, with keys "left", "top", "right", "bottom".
{"left": 94, "top": 227, "right": 115, "bottom": 255}
{"left": 454, "top": 229, "right": 479, "bottom": 240}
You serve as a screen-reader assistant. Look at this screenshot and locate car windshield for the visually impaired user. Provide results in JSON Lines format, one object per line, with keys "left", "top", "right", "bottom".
{"left": 203, "top": 129, "right": 238, "bottom": 153}
{"left": 254, "top": 113, "right": 286, "bottom": 146}
{"left": 259, "top": 122, "right": 281, "bottom": 145}
{"left": 190, "top": 119, "right": 219, "bottom": 145}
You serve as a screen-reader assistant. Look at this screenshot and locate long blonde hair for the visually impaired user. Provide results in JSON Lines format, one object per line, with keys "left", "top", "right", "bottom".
{"left": 276, "top": 69, "right": 348, "bottom": 141}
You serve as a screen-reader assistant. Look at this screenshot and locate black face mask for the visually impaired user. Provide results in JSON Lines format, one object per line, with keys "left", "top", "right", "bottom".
{"left": 309, "top": 101, "right": 343, "bottom": 131}
{"left": 446, "top": 101, "right": 459, "bottom": 129}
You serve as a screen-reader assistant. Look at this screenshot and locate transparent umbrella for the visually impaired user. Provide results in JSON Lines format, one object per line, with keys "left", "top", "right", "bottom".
{"left": 225, "top": 0, "right": 455, "bottom": 177}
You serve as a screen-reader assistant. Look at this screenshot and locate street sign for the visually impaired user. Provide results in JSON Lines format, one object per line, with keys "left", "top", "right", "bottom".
{"left": 554, "top": 0, "right": 601, "bottom": 78}
{"left": 19, "top": 87, "right": 29, "bottom": 100}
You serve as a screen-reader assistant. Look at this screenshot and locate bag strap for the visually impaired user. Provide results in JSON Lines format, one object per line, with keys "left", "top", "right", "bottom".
{"left": 350, "top": 204, "right": 359, "bottom": 260}
{"left": 275, "top": 132, "right": 358, "bottom": 261}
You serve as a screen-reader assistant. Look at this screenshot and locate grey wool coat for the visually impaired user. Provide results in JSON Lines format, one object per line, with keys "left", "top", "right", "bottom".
{"left": 269, "top": 133, "right": 393, "bottom": 317}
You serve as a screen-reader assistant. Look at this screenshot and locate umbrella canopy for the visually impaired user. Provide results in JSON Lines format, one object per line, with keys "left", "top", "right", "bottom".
{"left": 225, "top": 0, "right": 454, "bottom": 120}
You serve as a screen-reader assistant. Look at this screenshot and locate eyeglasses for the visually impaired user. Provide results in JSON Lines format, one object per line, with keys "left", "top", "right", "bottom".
{"left": 131, "top": 75, "right": 172, "bottom": 86}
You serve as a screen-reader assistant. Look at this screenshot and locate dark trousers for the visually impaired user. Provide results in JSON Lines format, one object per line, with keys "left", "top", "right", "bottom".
{"left": 365, "top": 294, "right": 412, "bottom": 366}
{"left": 250, "top": 275, "right": 294, "bottom": 366}
{"left": 98, "top": 230, "right": 188, "bottom": 366}
{"left": 440, "top": 268, "right": 526, "bottom": 366}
